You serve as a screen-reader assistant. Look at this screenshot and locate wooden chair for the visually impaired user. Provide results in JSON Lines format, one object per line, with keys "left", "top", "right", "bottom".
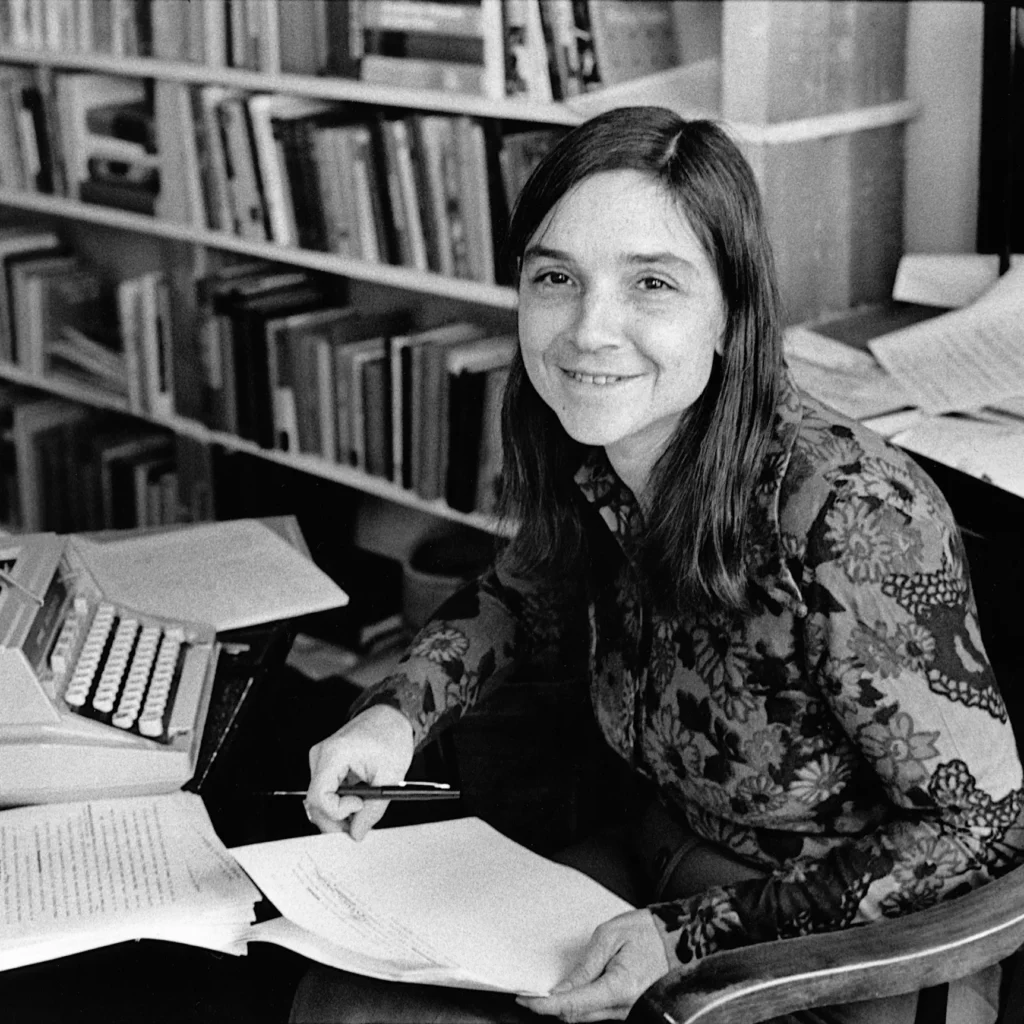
{"left": 629, "top": 458, "right": 1024, "bottom": 1024}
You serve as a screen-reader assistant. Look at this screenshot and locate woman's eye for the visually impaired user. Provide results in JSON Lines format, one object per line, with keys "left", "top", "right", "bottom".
{"left": 534, "top": 270, "right": 571, "bottom": 286}
{"left": 638, "top": 276, "right": 671, "bottom": 291}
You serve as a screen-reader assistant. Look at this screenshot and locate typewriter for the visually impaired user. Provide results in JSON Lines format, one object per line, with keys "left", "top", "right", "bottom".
{"left": 0, "top": 532, "right": 219, "bottom": 806}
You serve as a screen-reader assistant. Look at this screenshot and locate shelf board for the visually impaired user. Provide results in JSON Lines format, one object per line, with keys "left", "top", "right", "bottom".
{"left": 0, "top": 47, "right": 583, "bottom": 125}
{"left": 0, "top": 364, "right": 508, "bottom": 535}
{"left": 0, "top": 190, "right": 517, "bottom": 309}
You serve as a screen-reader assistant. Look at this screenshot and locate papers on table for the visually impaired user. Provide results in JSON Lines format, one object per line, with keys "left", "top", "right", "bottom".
{"left": 892, "top": 252, "right": 1023, "bottom": 309}
{"left": 784, "top": 326, "right": 910, "bottom": 421}
{"left": 890, "top": 415, "right": 1024, "bottom": 499}
{"left": 232, "top": 816, "right": 634, "bottom": 996}
{"left": 71, "top": 518, "right": 348, "bottom": 632}
{"left": 869, "top": 260, "right": 1024, "bottom": 415}
{"left": 787, "top": 253, "right": 1024, "bottom": 497}
{"left": 0, "top": 792, "right": 260, "bottom": 971}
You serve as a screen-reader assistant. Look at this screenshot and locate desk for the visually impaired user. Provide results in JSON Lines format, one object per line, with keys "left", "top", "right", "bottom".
{"left": 0, "top": 519, "right": 358, "bottom": 1023}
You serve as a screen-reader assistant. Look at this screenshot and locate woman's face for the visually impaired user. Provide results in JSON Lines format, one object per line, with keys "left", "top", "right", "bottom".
{"left": 517, "top": 170, "right": 726, "bottom": 488}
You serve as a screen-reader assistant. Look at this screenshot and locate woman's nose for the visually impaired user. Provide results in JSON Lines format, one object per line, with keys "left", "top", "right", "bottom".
{"left": 571, "top": 287, "right": 621, "bottom": 351}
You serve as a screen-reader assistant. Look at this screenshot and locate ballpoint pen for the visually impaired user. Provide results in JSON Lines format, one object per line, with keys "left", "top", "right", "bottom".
{"left": 267, "top": 781, "right": 461, "bottom": 801}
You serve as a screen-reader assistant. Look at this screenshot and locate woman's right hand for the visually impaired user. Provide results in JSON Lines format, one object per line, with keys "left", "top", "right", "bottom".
{"left": 305, "top": 705, "right": 415, "bottom": 840}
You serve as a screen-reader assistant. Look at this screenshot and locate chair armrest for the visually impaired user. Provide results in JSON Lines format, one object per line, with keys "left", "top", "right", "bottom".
{"left": 627, "top": 863, "right": 1024, "bottom": 1024}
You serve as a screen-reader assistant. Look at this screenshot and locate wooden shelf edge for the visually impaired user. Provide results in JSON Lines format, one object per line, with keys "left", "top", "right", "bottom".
{"left": 0, "top": 47, "right": 582, "bottom": 125}
{"left": 0, "top": 190, "right": 517, "bottom": 310}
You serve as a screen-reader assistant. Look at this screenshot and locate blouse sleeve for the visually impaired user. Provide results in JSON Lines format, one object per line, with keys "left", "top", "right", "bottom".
{"left": 650, "top": 478, "right": 1024, "bottom": 969}
{"left": 348, "top": 563, "right": 582, "bottom": 751}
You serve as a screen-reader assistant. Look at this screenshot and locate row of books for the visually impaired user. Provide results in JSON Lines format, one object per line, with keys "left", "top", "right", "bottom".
{"left": 0, "top": 1, "right": 682, "bottom": 101}
{"left": 0, "top": 387, "right": 187, "bottom": 534}
{"left": 194, "top": 263, "right": 512, "bottom": 515}
{"left": 0, "top": 0, "right": 359, "bottom": 75}
{"left": 0, "top": 226, "right": 176, "bottom": 417}
{"left": 0, "top": 231, "right": 511, "bottom": 517}
{"left": 0, "top": 66, "right": 563, "bottom": 281}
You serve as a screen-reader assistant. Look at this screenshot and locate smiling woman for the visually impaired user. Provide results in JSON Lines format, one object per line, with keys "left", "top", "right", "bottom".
{"left": 296, "top": 107, "right": 1022, "bottom": 1024}
{"left": 516, "top": 171, "right": 724, "bottom": 497}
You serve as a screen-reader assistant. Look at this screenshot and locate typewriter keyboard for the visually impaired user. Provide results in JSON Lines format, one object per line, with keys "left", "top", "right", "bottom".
{"left": 50, "top": 599, "right": 196, "bottom": 743}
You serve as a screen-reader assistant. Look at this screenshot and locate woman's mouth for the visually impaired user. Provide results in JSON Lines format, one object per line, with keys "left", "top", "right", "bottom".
{"left": 563, "top": 370, "right": 633, "bottom": 385}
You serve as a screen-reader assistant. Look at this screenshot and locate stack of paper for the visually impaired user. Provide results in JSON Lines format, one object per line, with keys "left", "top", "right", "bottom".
{"left": 0, "top": 792, "right": 260, "bottom": 971}
{"left": 785, "top": 254, "right": 1024, "bottom": 499}
{"left": 232, "top": 816, "right": 634, "bottom": 996}
{"left": 71, "top": 518, "right": 348, "bottom": 632}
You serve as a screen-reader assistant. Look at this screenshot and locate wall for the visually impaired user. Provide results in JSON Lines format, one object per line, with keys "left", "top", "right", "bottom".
{"left": 904, "top": 1, "right": 984, "bottom": 254}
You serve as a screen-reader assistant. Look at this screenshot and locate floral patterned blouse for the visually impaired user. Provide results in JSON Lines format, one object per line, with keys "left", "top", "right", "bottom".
{"left": 351, "top": 374, "right": 1024, "bottom": 970}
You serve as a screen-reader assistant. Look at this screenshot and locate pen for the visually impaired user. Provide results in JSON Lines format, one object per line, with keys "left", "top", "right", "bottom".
{"left": 267, "top": 781, "right": 461, "bottom": 801}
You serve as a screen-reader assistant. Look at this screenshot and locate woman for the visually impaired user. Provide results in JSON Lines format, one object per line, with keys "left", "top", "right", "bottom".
{"left": 299, "top": 107, "right": 1024, "bottom": 1024}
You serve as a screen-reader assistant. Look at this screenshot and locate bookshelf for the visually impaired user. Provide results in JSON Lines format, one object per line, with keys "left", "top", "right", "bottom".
{"left": 0, "top": 0, "right": 914, "bottom": 546}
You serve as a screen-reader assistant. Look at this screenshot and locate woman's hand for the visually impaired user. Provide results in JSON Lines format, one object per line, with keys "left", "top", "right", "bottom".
{"left": 305, "top": 705, "right": 414, "bottom": 840}
{"left": 517, "top": 909, "right": 669, "bottom": 1022}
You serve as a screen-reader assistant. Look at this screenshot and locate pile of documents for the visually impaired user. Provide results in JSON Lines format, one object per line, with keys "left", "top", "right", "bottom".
{"left": 0, "top": 793, "right": 632, "bottom": 997}
{"left": 0, "top": 792, "right": 260, "bottom": 971}
{"left": 784, "top": 254, "right": 1024, "bottom": 498}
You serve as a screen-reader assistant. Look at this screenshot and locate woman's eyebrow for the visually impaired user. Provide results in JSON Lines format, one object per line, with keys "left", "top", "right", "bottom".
{"left": 522, "top": 244, "right": 571, "bottom": 263}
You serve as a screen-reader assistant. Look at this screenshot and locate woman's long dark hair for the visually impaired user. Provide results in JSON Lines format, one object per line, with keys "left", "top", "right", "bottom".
{"left": 498, "top": 107, "right": 784, "bottom": 612}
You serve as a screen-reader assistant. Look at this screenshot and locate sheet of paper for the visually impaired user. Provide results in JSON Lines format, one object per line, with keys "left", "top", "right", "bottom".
{"left": 892, "top": 416, "right": 1024, "bottom": 498}
{"left": 72, "top": 518, "right": 348, "bottom": 632}
{"left": 892, "top": 253, "right": 1023, "bottom": 308}
{"left": 869, "top": 261, "right": 1024, "bottom": 414}
{"left": 784, "top": 326, "right": 910, "bottom": 420}
{"left": 232, "top": 816, "right": 634, "bottom": 996}
{"left": 0, "top": 792, "right": 259, "bottom": 971}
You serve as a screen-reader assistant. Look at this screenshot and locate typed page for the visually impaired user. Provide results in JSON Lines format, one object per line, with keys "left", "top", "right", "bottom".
{"left": 869, "top": 261, "right": 1024, "bottom": 414}
{"left": 0, "top": 792, "right": 258, "bottom": 963}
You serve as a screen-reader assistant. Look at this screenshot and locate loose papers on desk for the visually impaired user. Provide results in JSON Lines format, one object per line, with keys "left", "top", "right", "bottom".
{"left": 783, "top": 325, "right": 910, "bottom": 421}
{"left": 0, "top": 792, "right": 260, "bottom": 971}
{"left": 869, "top": 259, "right": 1024, "bottom": 415}
{"left": 232, "top": 816, "right": 634, "bottom": 996}
{"left": 72, "top": 518, "right": 348, "bottom": 632}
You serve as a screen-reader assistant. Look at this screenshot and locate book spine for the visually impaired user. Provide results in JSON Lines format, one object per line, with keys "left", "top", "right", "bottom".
{"left": 315, "top": 335, "right": 335, "bottom": 461}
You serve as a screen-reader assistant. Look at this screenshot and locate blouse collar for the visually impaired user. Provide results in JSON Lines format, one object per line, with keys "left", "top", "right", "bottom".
{"left": 573, "top": 373, "right": 807, "bottom": 616}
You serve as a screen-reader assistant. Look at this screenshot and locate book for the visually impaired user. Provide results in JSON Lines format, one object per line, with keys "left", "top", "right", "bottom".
{"left": 247, "top": 93, "right": 335, "bottom": 246}
{"left": 8, "top": 252, "right": 81, "bottom": 374}
{"left": 502, "top": 0, "right": 553, "bottom": 103}
{"left": 444, "top": 335, "right": 515, "bottom": 513}
{"left": 359, "top": 0, "right": 504, "bottom": 100}
{"left": 10, "top": 397, "right": 92, "bottom": 531}
{"left": 216, "top": 281, "right": 332, "bottom": 447}
{"left": 454, "top": 116, "right": 495, "bottom": 283}
{"left": 379, "top": 115, "right": 429, "bottom": 271}
{"left": 153, "top": 80, "right": 206, "bottom": 228}
{"left": 388, "top": 320, "right": 484, "bottom": 490}
{"left": 414, "top": 324, "right": 489, "bottom": 500}
{"left": 586, "top": 0, "right": 679, "bottom": 88}
{"left": 194, "top": 263, "right": 312, "bottom": 432}
{"left": 310, "top": 122, "right": 361, "bottom": 259}
{"left": 97, "top": 430, "right": 174, "bottom": 529}
{"left": 498, "top": 127, "right": 563, "bottom": 210}
{"left": 217, "top": 92, "right": 270, "bottom": 242}
{"left": 263, "top": 302, "right": 351, "bottom": 455}
{"left": 474, "top": 363, "right": 510, "bottom": 514}
{"left": 360, "top": 350, "right": 391, "bottom": 478}
{"left": 0, "top": 227, "right": 63, "bottom": 365}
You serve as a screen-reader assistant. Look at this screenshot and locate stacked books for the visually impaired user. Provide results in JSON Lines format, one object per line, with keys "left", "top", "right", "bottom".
{"left": 191, "top": 263, "right": 513, "bottom": 516}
